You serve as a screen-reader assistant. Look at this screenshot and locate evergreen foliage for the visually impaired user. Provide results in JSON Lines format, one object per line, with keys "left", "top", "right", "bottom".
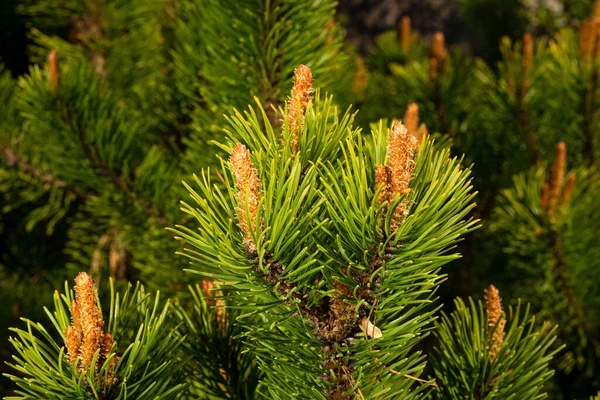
{"left": 431, "top": 286, "right": 560, "bottom": 399}
{"left": 173, "top": 65, "right": 479, "bottom": 397}
{"left": 5, "top": 274, "right": 186, "bottom": 399}
{"left": 359, "top": 11, "right": 600, "bottom": 398}
{"left": 2, "top": 1, "right": 597, "bottom": 398}
{"left": 489, "top": 146, "right": 600, "bottom": 395}
{"left": 172, "top": 282, "right": 261, "bottom": 399}
{"left": 172, "top": 0, "right": 349, "bottom": 170}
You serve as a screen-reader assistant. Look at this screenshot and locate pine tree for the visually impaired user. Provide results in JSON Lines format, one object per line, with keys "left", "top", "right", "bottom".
{"left": 1, "top": 0, "right": 349, "bottom": 396}
{"left": 173, "top": 64, "right": 479, "bottom": 398}
{"left": 1, "top": 2, "right": 589, "bottom": 398}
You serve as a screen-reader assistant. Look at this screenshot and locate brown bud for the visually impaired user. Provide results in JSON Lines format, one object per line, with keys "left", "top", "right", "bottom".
{"left": 387, "top": 120, "right": 418, "bottom": 231}
{"left": 74, "top": 272, "right": 104, "bottom": 371}
{"left": 429, "top": 57, "right": 439, "bottom": 82}
{"left": 231, "top": 144, "right": 261, "bottom": 254}
{"left": 580, "top": 19, "right": 599, "bottom": 59}
{"left": 522, "top": 33, "right": 533, "bottom": 91}
{"left": 400, "top": 16, "right": 414, "bottom": 51}
{"left": 287, "top": 65, "right": 313, "bottom": 153}
{"left": 548, "top": 142, "right": 566, "bottom": 218}
{"left": 432, "top": 32, "right": 447, "bottom": 63}
{"left": 580, "top": 20, "right": 592, "bottom": 58}
{"left": 521, "top": 33, "right": 533, "bottom": 91}
{"left": 522, "top": 33, "right": 533, "bottom": 73}
{"left": 201, "top": 280, "right": 214, "bottom": 298}
{"left": 47, "top": 50, "right": 59, "bottom": 96}
{"left": 561, "top": 173, "right": 577, "bottom": 207}
{"left": 595, "top": 0, "right": 600, "bottom": 20}
{"left": 65, "top": 273, "right": 118, "bottom": 385}
{"left": 484, "top": 285, "right": 505, "bottom": 362}
{"left": 541, "top": 182, "right": 550, "bottom": 213}
{"left": 403, "top": 103, "right": 419, "bottom": 138}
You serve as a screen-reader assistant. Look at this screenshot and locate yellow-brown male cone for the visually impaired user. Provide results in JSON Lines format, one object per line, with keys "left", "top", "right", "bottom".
{"left": 522, "top": 33, "right": 533, "bottom": 73}
{"left": 561, "top": 173, "right": 577, "bottom": 207}
{"left": 432, "top": 32, "right": 447, "bottom": 63}
{"left": 48, "top": 50, "right": 59, "bottom": 96}
{"left": 287, "top": 64, "right": 313, "bottom": 153}
{"left": 231, "top": 143, "right": 261, "bottom": 254}
{"left": 386, "top": 120, "right": 418, "bottom": 232}
{"left": 429, "top": 57, "right": 439, "bottom": 82}
{"left": 484, "top": 285, "right": 506, "bottom": 362}
{"left": 400, "top": 16, "right": 414, "bottom": 51}
{"left": 65, "top": 272, "right": 117, "bottom": 381}
{"left": 522, "top": 33, "right": 533, "bottom": 90}
{"left": 403, "top": 103, "right": 419, "bottom": 138}
{"left": 73, "top": 272, "right": 104, "bottom": 370}
{"left": 547, "top": 142, "right": 566, "bottom": 219}
{"left": 580, "top": 19, "right": 596, "bottom": 59}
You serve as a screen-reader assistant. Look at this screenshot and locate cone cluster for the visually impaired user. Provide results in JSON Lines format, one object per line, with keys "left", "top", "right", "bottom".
{"left": 65, "top": 273, "right": 118, "bottom": 383}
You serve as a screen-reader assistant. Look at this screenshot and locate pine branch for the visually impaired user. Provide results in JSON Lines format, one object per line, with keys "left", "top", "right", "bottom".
{"left": 516, "top": 79, "right": 540, "bottom": 165}
{"left": 1, "top": 145, "right": 90, "bottom": 199}
{"left": 547, "top": 225, "right": 591, "bottom": 333}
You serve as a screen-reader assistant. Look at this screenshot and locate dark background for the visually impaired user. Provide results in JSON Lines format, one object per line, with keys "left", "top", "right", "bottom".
{"left": 1, "top": 0, "right": 531, "bottom": 78}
